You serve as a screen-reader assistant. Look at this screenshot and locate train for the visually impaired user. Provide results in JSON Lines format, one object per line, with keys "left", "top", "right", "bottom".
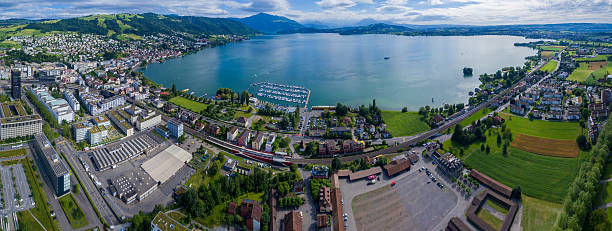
{"left": 205, "top": 136, "right": 293, "bottom": 166}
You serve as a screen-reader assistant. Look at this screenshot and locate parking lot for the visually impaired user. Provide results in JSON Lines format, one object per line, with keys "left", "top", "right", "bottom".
{"left": 0, "top": 164, "right": 34, "bottom": 214}
{"left": 350, "top": 170, "right": 457, "bottom": 231}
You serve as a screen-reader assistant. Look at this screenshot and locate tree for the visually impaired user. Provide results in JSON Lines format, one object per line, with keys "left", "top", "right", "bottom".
{"left": 480, "top": 144, "right": 485, "bottom": 151}
{"left": 485, "top": 145, "right": 490, "bottom": 154}
{"left": 171, "top": 82, "right": 177, "bottom": 95}
{"left": 585, "top": 209, "right": 610, "bottom": 231}
{"left": 178, "top": 134, "right": 186, "bottom": 144}
{"left": 511, "top": 185, "right": 522, "bottom": 199}
{"left": 502, "top": 143, "right": 508, "bottom": 156}
{"left": 577, "top": 134, "right": 588, "bottom": 150}
{"left": 497, "top": 134, "right": 502, "bottom": 146}
{"left": 402, "top": 107, "right": 408, "bottom": 113}
{"left": 331, "top": 157, "right": 342, "bottom": 172}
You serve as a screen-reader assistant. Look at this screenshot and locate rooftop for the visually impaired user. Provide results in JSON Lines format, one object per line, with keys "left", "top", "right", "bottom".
{"left": 151, "top": 212, "right": 189, "bottom": 231}
{"left": 34, "top": 134, "right": 70, "bottom": 177}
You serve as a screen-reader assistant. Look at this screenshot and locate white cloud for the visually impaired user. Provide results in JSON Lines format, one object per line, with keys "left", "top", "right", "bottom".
{"left": 316, "top": 0, "right": 357, "bottom": 9}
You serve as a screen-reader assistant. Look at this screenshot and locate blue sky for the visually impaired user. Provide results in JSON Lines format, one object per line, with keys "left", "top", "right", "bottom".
{"left": 1, "top": 0, "right": 611, "bottom": 26}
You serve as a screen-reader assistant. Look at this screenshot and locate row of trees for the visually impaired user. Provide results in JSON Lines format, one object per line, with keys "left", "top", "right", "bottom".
{"left": 278, "top": 197, "right": 304, "bottom": 208}
{"left": 555, "top": 116, "right": 612, "bottom": 230}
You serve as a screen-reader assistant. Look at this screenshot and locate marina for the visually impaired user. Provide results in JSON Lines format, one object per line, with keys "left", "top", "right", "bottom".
{"left": 250, "top": 82, "right": 311, "bottom": 108}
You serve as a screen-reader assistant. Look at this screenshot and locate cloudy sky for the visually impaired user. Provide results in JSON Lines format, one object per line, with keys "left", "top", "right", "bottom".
{"left": 1, "top": 0, "right": 611, "bottom": 26}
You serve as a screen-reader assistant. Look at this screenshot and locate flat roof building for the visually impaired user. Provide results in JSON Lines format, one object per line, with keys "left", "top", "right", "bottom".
{"left": 33, "top": 134, "right": 71, "bottom": 196}
{"left": 0, "top": 102, "right": 42, "bottom": 140}
{"left": 111, "top": 169, "right": 157, "bottom": 204}
{"left": 167, "top": 118, "right": 183, "bottom": 138}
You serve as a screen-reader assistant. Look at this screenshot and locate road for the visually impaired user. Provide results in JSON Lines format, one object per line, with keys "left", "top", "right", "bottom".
{"left": 56, "top": 140, "right": 120, "bottom": 227}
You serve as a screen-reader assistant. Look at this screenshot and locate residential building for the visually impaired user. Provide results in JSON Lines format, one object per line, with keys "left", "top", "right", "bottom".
{"left": 252, "top": 133, "right": 265, "bottom": 150}
{"left": 73, "top": 121, "right": 94, "bottom": 142}
{"left": 30, "top": 86, "right": 74, "bottom": 123}
{"left": 283, "top": 211, "right": 302, "bottom": 231}
{"left": 88, "top": 125, "right": 108, "bottom": 145}
{"left": 238, "top": 131, "right": 251, "bottom": 147}
{"left": 135, "top": 110, "right": 161, "bottom": 131}
{"left": 64, "top": 92, "right": 80, "bottom": 112}
{"left": 32, "top": 134, "right": 71, "bottom": 196}
{"left": 204, "top": 124, "right": 220, "bottom": 136}
{"left": 433, "top": 151, "right": 463, "bottom": 177}
{"left": 151, "top": 212, "right": 190, "bottom": 231}
{"left": 240, "top": 199, "right": 262, "bottom": 231}
{"left": 227, "top": 127, "right": 239, "bottom": 141}
{"left": 319, "top": 186, "right": 332, "bottom": 213}
{"left": 237, "top": 116, "right": 250, "bottom": 128}
{"left": 167, "top": 118, "right": 183, "bottom": 138}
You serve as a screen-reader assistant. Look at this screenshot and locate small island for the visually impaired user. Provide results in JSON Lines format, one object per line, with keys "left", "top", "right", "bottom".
{"left": 463, "top": 67, "right": 473, "bottom": 76}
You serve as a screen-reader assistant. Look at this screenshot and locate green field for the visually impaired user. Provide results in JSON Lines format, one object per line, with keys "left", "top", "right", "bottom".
{"left": 0, "top": 148, "right": 26, "bottom": 158}
{"left": 539, "top": 60, "right": 558, "bottom": 73}
{"left": 538, "top": 46, "right": 565, "bottom": 51}
{"left": 486, "top": 198, "right": 509, "bottom": 214}
{"left": 381, "top": 111, "right": 430, "bottom": 137}
{"left": 575, "top": 55, "right": 611, "bottom": 62}
{"left": 169, "top": 96, "right": 209, "bottom": 113}
{"left": 568, "top": 62, "right": 593, "bottom": 82}
{"left": 499, "top": 114, "right": 580, "bottom": 140}
{"left": 58, "top": 194, "right": 88, "bottom": 229}
{"left": 521, "top": 196, "right": 562, "bottom": 231}
{"left": 444, "top": 126, "right": 581, "bottom": 202}
{"left": 459, "top": 107, "right": 492, "bottom": 127}
{"left": 603, "top": 162, "right": 612, "bottom": 180}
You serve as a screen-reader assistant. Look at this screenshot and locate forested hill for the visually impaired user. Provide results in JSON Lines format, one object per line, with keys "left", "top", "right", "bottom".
{"left": 22, "top": 13, "right": 258, "bottom": 36}
{"left": 233, "top": 13, "right": 304, "bottom": 34}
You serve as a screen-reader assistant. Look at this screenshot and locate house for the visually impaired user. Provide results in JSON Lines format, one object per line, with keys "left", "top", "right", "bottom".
{"left": 228, "top": 202, "right": 237, "bottom": 215}
{"left": 319, "top": 186, "right": 332, "bottom": 213}
{"left": 237, "top": 116, "right": 251, "bottom": 128}
{"left": 227, "top": 127, "right": 239, "bottom": 141}
{"left": 550, "top": 105, "right": 563, "bottom": 112}
{"left": 567, "top": 111, "right": 581, "bottom": 120}
{"left": 547, "top": 111, "right": 563, "bottom": 120}
{"left": 283, "top": 211, "right": 302, "bottom": 231}
{"left": 431, "top": 114, "right": 445, "bottom": 126}
{"left": 432, "top": 152, "right": 463, "bottom": 177}
{"left": 491, "top": 116, "right": 505, "bottom": 125}
{"left": 293, "top": 180, "right": 305, "bottom": 195}
{"left": 383, "top": 158, "right": 411, "bottom": 177}
{"left": 223, "top": 159, "right": 237, "bottom": 172}
{"left": 407, "top": 153, "right": 419, "bottom": 164}
{"left": 204, "top": 124, "right": 220, "bottom": 136}
{"left": 342, "top": 140, "right": 364, "bottom": 154}
{"left": 318, "top": 140, "right": 336, "bottom": 156}
{"left": 252, "top": 133, "right": 265, "bottom": 150}
{"left": 240, "top": 199, "right": 262, "bottom": 231}
{"left": 317, "top": 214, "right": 330, "bottom": 230}
{"left": 330, "top": 127, "right": 351, "bottom": 136}
{"left": 532, "top": 110, "right": 543, "bottom": 119}
{"left": 264, "top": 135, "right": 276, "bottom": 153}
{"left": 509, "top": 104, "right": 525, "bottom": 115}
{"left": 237, "top": 131, "right": 251, "bottom": 147}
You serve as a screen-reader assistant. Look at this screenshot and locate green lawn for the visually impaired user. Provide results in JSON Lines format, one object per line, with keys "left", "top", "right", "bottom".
{"left": 521, "top": 196, "right": 562, "bottom": 231}
{"left": 169, "top": 96, "right": 209, "bottom": 113}
{"left": 0, "top": 148, "right": 26, "bottom": 158}
{"left": 568, "top": 62, "right": 593, "bottom": 82}
{"left": 499, "top": 114, "right": 580, "bottom": 140}
{"left": 381, "top": 111, "right": 430, "bottom": 137}
{"left": 459, "top": 107, "right": 492, "bottom": 128}
{"left": 538, "top": 46, "right": 565, "bottom": 51}
{"left": 58, "top": 194, "right": 88, "bottom": 229}
{"left": 539, "top": 60, "right": 558, "bottom": 73}
{"left": 476, "top": 208, "right": 503, "bottom": 230}
{"left": 17, "top": 210, "right": 44, "bottom": 230}
{"left": 486, "top": 198, "right": 509, "bottom": 214}
{"left": 445, "top": 127, "right": 581, "bottom": 202}
{"left": 233, "top": 109, "right": 254, "bottom": 119}
{"left": 575, "top": 55, "right": 611, "bottom": 62}
{"left": 194, "top": 192, "right": 264, "bottom": 228}
{"left": 604, "top": 182, "right": 612, "bottom": 204}
{"left": 22, "top": 158, "right": 58, "bottom": 231}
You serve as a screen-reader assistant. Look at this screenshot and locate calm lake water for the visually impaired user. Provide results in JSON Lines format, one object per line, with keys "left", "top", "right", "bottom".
{"left": 144, "top": 34, "right": 540, "bottom": 110}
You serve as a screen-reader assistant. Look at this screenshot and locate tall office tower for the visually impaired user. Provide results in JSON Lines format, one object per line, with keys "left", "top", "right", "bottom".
{"left": 11, "top": 70, "right": 21, "bottom": 99}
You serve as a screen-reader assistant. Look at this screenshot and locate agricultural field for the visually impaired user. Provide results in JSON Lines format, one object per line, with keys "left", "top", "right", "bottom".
{"left": 58, "top": 194, "right": 88, "bottom": 229}
{"left": 575, "top": 55, "right": 611, "bottom": 62}
{"left": 538, "top": 45, "right": 565, "bottom": 51}
{"left": 381, "top": 111, "right": 430, "bottom": 137}
{"left": 169, "top": 96, "right": 209, "bottom": 113}
{"left": 444, "top": 125, "right": 581, "bottom": 202}
{"left": 540, "top": 51, "right": 554, "bottom": 57}
{"left": 568, "top": 62, "right": 593, "bottom": 82}
{"left": 521, "top": 196, "right": 562, "bottom": 231}
{"left": 498, "top": 114, "right": 581, "bottom": 140}
{"left": 511, "top": 134, "right": 579, "bottom": 158}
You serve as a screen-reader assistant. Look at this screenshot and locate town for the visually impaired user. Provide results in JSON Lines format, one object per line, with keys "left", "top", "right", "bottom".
{"left": 0, "top": 10, "right": 611, "bottom": 231}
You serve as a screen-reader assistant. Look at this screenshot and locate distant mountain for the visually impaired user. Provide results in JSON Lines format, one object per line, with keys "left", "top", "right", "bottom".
{"left": 0, "top": 18, "right": 45, "bottom": 27}
{"left": 279, "top": 22, "right": 612, "bottom": 40}
{"left": 21, "top": 13, "right": 257, "bottom": 37}
{"left": 234, "top": 13, "right": 304, "bottom": 34}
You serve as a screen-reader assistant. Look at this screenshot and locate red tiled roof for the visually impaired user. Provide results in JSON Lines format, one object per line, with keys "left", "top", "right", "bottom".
{"left": 283, "top": 211, "right": 302, "bottom": 231}
{"left": 470, "top": 169, "right": 512, "bottom": 198}
{"left": 349, "top": 166, "right": 382, "bottom": 181}
{"left": 383, "top": 158, "right": 411, "bottom": 176}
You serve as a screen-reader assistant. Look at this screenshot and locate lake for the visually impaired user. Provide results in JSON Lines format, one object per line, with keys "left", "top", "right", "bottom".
{"left": 143, "top": 34, "right": 540, "bottom": 110}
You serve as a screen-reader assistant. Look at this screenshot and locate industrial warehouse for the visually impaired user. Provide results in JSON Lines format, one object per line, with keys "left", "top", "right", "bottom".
{"left": 89, "top": 132, "right": 162, "bottom": 171}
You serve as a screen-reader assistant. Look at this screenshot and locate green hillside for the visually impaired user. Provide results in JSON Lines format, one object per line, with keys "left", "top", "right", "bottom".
{"left": 19, "top": 13, "right": 257, "bottom": 38}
